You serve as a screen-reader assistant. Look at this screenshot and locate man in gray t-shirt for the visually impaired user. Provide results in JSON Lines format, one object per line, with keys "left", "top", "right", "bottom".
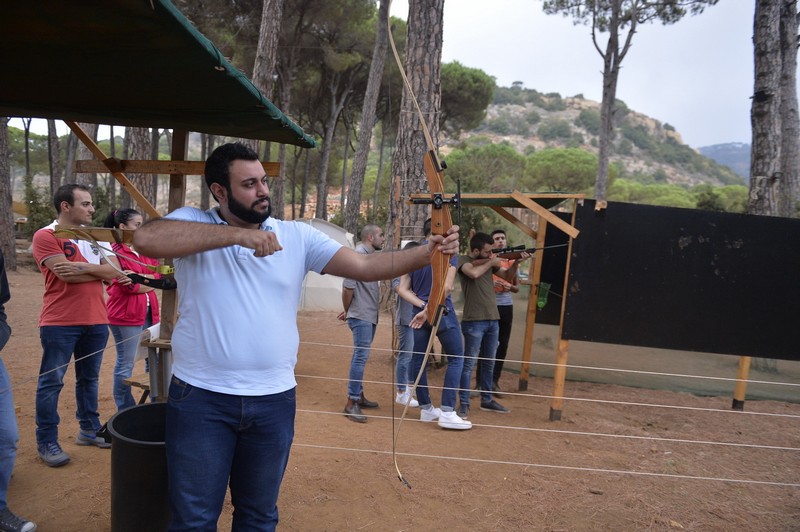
{"left": 340, "top": 225, "right": 386, "bottom": 422}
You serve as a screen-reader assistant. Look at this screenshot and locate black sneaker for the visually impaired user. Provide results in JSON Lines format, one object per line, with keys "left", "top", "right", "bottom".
{"left": 0, "top": 507, "right": 36, "bottom": 531}
{"left": 480, "top": 399, "right": 510, "bottom": 414}
{"left": 457, "top": 404, "right": 470, "bottom": 420}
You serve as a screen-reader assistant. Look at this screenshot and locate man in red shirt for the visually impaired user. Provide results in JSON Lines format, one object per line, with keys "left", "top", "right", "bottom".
{"left": 32, "top": 184, "right": 127, "bottom": 467}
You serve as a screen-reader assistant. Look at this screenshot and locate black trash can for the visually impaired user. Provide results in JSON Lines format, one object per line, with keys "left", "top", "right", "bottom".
{"left": 107, "top": 402, "right": 170, "bottom": 532}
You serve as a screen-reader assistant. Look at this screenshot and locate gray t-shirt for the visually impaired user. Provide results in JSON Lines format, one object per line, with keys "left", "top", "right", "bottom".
{"left": 343, "top": 243, "right": 381, "bottom": 324}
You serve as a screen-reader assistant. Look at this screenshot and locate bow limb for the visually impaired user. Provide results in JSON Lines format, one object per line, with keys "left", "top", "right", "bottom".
{"left": 424, "top": 152, "right": 452, "bottom": 324}
{"left": 388, "top": 0, "right": 453, "bottom": 488}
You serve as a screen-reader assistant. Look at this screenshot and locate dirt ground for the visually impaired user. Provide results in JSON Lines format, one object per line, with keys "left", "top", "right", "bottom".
{"left": 3, "top": 262, "right": 800, "bottom": 531}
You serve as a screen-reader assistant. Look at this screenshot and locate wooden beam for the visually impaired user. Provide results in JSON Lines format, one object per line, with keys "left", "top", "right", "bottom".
{"left": 510, "top": 190, "right": 579, "bottom": 239}
{"left": 490, "top": 206, "right": 538, "bottom": 240}
{"left": 74, "top": 159, "right": 282, "bottom": 176}
{"left": 65, "top": 121, "right": 161, "bottom": 219}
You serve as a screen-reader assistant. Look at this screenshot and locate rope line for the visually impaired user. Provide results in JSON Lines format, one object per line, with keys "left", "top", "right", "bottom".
{"left": 292, "top": 443, "right": 800, "bottom": 488}
{"left": 296, "top": 408, "right": 800, "bottom": 452}
{"left": 299, "top": 340, "right": 800, "bottom": 389}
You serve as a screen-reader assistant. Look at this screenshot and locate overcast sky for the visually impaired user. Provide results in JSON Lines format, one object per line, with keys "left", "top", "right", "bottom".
{"left": 390, "top": 0, "right": 757, "bottom": 149}
{"left": 12, "top": 1, "right": 757, "bottom": 149}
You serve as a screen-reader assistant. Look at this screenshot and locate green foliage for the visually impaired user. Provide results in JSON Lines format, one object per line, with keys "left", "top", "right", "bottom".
{"left": 575, "top": 108, "right": 601, "bottom": 135}
{"left": 542, "top": 1, "right": 719, "bottom": 31}
{"left": 485, "top": 109, "right": 532, "bottom": 136}
{"left": 22, "top": 176, "right": 55, "bottom": 237}
{"left": 692, "top": 184, "right": 748, "bottom": 213}
{"left": 537, "top": 119, "right": 573, "bottom": 141}
{"left": 525, "top": 109, "right": 541, "bottom": 125}
{"left": 444, "top": 141, "right": 528, "bottom": 248}
{"left": 620, "top": 123, "right": 653, "bottom": 150}
{"left": 542, "top": 92, "right": 567, "bottom": 111}
{"left": 440, "top": 61, "right": 495, "bottom": 137}
{"left": 524, "top": 147, "right": 607, "bottom": 192}
{"left": 606, "top": 179, "right": 747, "bottom": 212}
{"left": 8, "top": 127, "right": 50, "bottom": 177}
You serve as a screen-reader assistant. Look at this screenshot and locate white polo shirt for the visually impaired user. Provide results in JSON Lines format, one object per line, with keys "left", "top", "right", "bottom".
{"left": 166, "top": 207, "right": 342, "bottom": 395}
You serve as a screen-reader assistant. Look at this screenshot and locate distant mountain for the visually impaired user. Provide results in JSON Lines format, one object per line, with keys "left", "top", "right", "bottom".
{"left": 698, "top": 143, "right": 750, "bottom": 180}
{"left": 446, "top": 87, "right": 745, "bottom": 188}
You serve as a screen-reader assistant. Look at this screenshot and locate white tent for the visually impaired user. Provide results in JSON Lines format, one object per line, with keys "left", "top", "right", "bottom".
{"left": 297, "top": 219, "right": 354, "bottom": 311}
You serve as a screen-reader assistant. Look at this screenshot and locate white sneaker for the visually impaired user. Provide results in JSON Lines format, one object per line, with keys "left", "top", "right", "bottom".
{"left": 420, "top": 406, "right": 442, "bottom": 423}
{"left": 395, "top": 391, "right": 420, "bottom": 408}
{"left": 438, "top": 410, "right": 473, "bottom": 430}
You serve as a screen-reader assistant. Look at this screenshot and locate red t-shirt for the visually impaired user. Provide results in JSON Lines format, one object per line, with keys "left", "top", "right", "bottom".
{"left": 32, "top": 226, "right": 108, "bottom": 326}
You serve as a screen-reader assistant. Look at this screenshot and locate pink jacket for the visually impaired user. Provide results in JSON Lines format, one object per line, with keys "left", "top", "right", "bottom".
{"left": 106, "top": 243, "right": 161, "bottom": 327}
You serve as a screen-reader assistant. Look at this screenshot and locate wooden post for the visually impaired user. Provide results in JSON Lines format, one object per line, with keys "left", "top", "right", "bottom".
{"left": 146, "top": 130, "right": 188, "bottom": 402}
{"left": 549, "top": 204, "right": 579, "bottom": 421}
{"left": 549, "top": 339, "right": 569, "bottom": 421}
{"left": 732, "top": 356, "right": 751, "bottom": 411}
{"left": 518, "top": 220, "right": 547, "bottom": 391}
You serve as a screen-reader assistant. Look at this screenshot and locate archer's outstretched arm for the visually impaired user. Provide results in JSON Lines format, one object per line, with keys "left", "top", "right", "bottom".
{"left": 323, "top": 225, "right": 460, "bottom": 281}
{"left": 134, "top": 218, "right": 283, "bottom": 258}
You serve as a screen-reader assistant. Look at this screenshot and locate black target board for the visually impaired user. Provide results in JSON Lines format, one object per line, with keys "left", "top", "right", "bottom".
{"left": 562, "top": 200, "right": 800, "bottom": 361}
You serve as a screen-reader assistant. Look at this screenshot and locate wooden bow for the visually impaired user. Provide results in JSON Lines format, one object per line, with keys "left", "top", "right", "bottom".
{"left": 388, "top": 0, "right": 455, "bottom": 489}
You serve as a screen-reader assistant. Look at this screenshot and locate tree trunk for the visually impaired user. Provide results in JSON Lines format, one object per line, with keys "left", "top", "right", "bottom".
{"left": 341, "top": 119, "right": 350, "bottom": 214}
{"left": 315, "top": 74, "right": 349, "bottom": 220}
{"left": 778, "top": 0, "right": 800, "bottom": 217}
{"left": 108, "top": 125, "right": 116, "bottom": 207}
{"left": 150, "top": 128, "right": 161, "bottom": 213}
{"left": 749, "top": 0, "right": 782, "bottom": 216}
{"left": 47, "top": 119, "right": 62, "bottom": 196}
{"left": 63, "top": 131, "right": 78, "bottom": 182}
{"left": 125, "top": 127, "right": 155, "bottom": 212}
{"left": 344, "top": 0, "right": 391, "bottom": 234}
{"left": 389, "top": 0, "right": 445, "bottom": 245}
{"left": 372, "top": 124, "right": 387, "bottom": 219}
{"left": 200, "top": 134, "right": 214, "bottom": 211}
{"left": 300, "top": 148, "right": 311, "bottom": 219}
{"left": 251, "top": 0, "right": 287, "bottom": 219}
{"left": 0, "top": 118, "right": 15, "bottom": 270}
{"left": 74, "top": 122, "right": 98, "bottom": 188}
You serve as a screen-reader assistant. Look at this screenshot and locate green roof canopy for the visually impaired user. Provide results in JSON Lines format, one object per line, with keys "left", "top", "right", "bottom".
{"left": 0, "top": 0, "right": 315, "bottom": 148}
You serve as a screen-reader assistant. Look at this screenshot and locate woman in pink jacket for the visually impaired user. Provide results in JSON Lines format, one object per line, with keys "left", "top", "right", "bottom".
{"left": 104, "top": 209, "right": 161, "bottom": 411}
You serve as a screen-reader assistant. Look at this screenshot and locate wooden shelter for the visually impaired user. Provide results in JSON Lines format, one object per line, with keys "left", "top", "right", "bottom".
{"left": 1, "top": 0, "right": 316, "bottom": 400}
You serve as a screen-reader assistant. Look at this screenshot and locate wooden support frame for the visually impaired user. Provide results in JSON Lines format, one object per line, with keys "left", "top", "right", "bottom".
{"left": 65, "top": 121, "right": 161, "bottom": 219}
{"left": 408, "top": 190, "right": 584, "bottom": 414}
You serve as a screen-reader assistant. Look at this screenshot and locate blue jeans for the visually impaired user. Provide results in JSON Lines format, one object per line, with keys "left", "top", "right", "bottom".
{"left": 36, "top": 324, "right": 108, "bottom": 443}
{"left": 0, "top": 359, "right": 19, "bottom": 510}
{"left": 346, "top": 318, "right": 376, "bottom": 400}
{"left": 166, "top": 377, "right": 296, "bottom": 531}
{"left": 460, "top": 320, "right": 499, "bottom": 406}
{"left": 411, "top": 309, "right": 464, "bottom": 411}
{"left": 110, "top": 310, "right": 153, "bottom": 411}
{"left": 395, "top": 324, "right": 414, "bottom": 392}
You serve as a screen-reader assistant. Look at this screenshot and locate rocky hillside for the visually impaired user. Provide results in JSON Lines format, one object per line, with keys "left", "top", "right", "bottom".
{"left": 444, "top": 88, "right": 744, "bottom": 188}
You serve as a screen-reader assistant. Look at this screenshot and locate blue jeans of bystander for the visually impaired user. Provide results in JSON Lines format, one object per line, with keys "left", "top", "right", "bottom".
{"left": 411, "top": 309, "right": 464, "bottom": 411}
{"left": 460, "top": 320, "right": 499, "bottom": 406}
{"left": 346, "top": 318, "right": 376, "bottom": 400}
{"left": 395, "top": 323, "right": 414, "bottom": 392}
{"left": 0, "top": 359, "right": 19, "bottom": 510}
{"left": 166, "top": 377, "right": 296, "bottom": 531}
{"left": 110, "top": 310, "right": 153, "bottom": 411}
{"left": 36, "top": 324, "right": 108, "bottom": 444}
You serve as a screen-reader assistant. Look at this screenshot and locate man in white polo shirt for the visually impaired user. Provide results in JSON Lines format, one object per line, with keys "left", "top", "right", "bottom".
{"left": 134, "top": 142, "right": 461, "bottom": 531}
